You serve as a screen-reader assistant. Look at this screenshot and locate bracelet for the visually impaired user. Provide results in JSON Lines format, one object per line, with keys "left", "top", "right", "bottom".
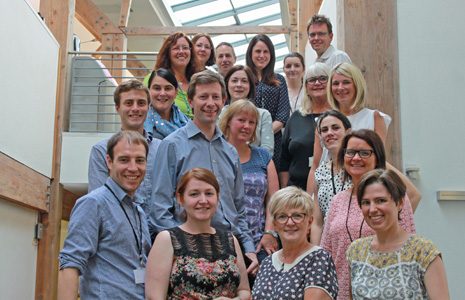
{"left": 263, "top": 230, "right": 278, "bottom": 239}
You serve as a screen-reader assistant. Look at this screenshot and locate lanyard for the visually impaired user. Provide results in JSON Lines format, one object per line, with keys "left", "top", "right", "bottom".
{"left": 345, "top": 189, "right": 364, "bottom": 243}
{"left": 330, "top": 161, "right": 346, "bottom": 196}
{"left": 105, "top": 184, "right": 144, "bottom": 266}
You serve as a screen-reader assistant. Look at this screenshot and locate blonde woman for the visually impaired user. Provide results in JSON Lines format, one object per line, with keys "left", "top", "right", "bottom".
{"left": 280, "top": 62, "right": 331, "bottom": 189}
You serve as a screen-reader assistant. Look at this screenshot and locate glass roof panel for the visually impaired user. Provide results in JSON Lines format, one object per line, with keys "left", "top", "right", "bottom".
{"left": 231, "top": 0, "right": 265, "bottom": 8}
{"left": 199, "top": 16, "right": 236, "bottom": 27}
{"left": 172, "top": 0, "right": 232, "bottom": 24}
{"left": 237, "top": 3, "right": 280, "bottom": 24}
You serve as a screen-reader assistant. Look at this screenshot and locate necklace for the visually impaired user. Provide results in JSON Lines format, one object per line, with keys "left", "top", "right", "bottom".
{"left": 290, "top": 84, "right": 303, "bottom": 112}
{"left": 345, "top": 189, "right": 364, "bottom": 243}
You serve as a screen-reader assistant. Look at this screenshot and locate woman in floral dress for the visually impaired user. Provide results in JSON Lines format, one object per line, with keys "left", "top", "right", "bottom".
{"left": 145, "top": 168, "right": 250, "bottom": 299}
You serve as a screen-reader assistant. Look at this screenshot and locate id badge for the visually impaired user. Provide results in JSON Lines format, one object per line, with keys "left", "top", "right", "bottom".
{"left": 308, "top": 157, "right": 314, "bottom": 168}
{"left": 134, "top": 267, "right": 146, "bottom": 284}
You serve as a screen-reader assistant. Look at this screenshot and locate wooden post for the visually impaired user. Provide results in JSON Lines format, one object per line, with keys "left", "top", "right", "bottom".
{"left": 287, "top": 0, "right": 298, "bottom": 52}
{"left": 101, "top": 33, "right": 128, "bottom": 83}
{"left": 297, "top": 0, "right": 322, "bottom": 54}
{"left": 37, "top": 0, "right": 74, "bottom": 299}
{"left": 337, "top": 0, "right": 402, "bottom": 168}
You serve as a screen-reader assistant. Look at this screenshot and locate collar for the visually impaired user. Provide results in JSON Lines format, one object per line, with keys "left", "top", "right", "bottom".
{"left": 319, "top": 44, "right": 336, "bottom": 60}
{"left": 119, "top": 128, "right": 151, "bottom": 143}
{"left": 185, "top": 120, "right": 223, "bottom": 141}
{"left": 105, "top": 177, "right": 141, "bottom": 204}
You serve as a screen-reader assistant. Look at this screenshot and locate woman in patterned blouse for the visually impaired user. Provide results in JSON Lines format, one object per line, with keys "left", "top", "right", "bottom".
{"left": 253, "top": 186, "right": 338, "bottom": 300}
{"left": 145, "top": 168, "right": 250, "bottom": 299}
{"left": 246, "top": 34, "right": 290, "bottom": 170}
{"left": 347, "top": 169, "right": 449, "bottom": 299}
{"left": 220, "top": 100, "right": 279, "bottom": 262}
{"left": 144, "top": 68, "right": 189, "bottom": 140}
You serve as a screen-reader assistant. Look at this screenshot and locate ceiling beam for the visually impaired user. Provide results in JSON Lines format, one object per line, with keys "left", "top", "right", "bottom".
{"left": 0, "top": 152, "right": 50, "bottom": 211}
{"left": 119, "top": 0, "right": 132, "bottom": 28}
{"left": 123, "top": 25, "right": 290, "bottom": 35}
{"left": 75, "top": 0, "right": 122, "bottom": 37}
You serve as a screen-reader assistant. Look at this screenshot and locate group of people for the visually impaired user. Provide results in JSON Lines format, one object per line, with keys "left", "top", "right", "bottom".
{"left": 58, "top": 14, "right": 449, "bottom": 300}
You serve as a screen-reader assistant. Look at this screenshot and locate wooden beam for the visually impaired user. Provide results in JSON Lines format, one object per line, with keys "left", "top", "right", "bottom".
{"left": 37, "top": 0, "right": 73, "bottom": 298}
{"left": 61, "top": 187, "right": 81, "bottom": 221}
{"left": 75, "top": 0, "right": 122, "bottom": 38}
{"left": 298, "top": 0, "right": 322, "bottom": 54}
{"left": 100, "top": 33, "right": 128, "bottom": 83}
{"left": 338, "top": 0, "right": 402, "bottom": 168}
{"left": 287, "top": 0, "right": 298, "bottom": 51}
{"left": 119, "top": 0, "right": 132, "bottom": 28}
{"left": 0, "top": 152, "right": 49, "bottom": 212}
{"left": 123, "top": 25, "right": 291, "bottom": 35}
{"left": 127, "top": 54, "right": 152, "bottom": 79}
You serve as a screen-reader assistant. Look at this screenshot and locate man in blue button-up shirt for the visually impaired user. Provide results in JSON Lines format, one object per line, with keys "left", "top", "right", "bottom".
{"left": 58, "top": 131, "right": 152, "bottom": 299}
{"left": 87, "top": 80, "right": 161, "bottom": 235}
{"left": 151, "top": 70, "right": 258, "bottom": 273}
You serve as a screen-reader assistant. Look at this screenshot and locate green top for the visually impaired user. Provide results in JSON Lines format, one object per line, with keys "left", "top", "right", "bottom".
{"left": 175, "top": 89, "right": 193, "bottom": 119}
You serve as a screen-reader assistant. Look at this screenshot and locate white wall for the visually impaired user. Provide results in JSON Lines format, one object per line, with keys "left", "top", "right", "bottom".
{"left": 0, "top": 0, "right": 59, "bottom": 177}
{"left": 0, "top": 200, "right": 38, "bottom": 300}
{"left": 0, "top": 1, "right": 59, "bottom": 298}
{"left": 397, "top": 0, "right": 465, "bottom": 298}
{"left": 61, "top": 132, "right": 113, "bottom": 193}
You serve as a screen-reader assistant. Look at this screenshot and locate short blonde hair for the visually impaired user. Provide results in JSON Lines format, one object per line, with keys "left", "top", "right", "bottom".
{"left": 327, "top": 62, "right": 367, "bottom": 113}
{"left": 269, "top": 186, "right": 314, "bottom": 219}
{"left": 219, "top": 99, "right": 259, "bottom": 143}
{"left": 300, "top": 62, "right": 331, "bottom": 116}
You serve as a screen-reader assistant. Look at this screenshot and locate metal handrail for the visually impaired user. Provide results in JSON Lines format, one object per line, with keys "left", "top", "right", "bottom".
{"left": 67, "top": 51, "right": 156, "bottom": 133}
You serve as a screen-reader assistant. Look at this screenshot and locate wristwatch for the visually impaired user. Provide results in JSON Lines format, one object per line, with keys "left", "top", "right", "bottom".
{"left": 263, "top": 230, "right": 278, "bottom": 239}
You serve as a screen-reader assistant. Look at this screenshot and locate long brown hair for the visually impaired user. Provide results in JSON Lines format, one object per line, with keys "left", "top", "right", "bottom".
{"left": 246, "top": 34, "right": 279, "bottom": 86}
{"left": 155, "top": 32, "right": 197, "bottom": 80}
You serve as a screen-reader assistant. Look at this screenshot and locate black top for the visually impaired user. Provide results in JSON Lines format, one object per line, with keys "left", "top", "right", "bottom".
{"left": 280, "top": 111, "right": 321, "bottom": 189}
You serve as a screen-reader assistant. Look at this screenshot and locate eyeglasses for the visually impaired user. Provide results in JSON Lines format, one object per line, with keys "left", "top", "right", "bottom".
{"left": 274, "top": 213, "right": 307, "bottom": 224}
{"left": 308, "top": 32, "right": 328, "bottom": 38}
{"left": 344, "top": 149, "right": 374, "bottom": 159}
{"left": 195, "top": 43, "right": 211, "bottom": 50}
{"left": 171, "top": 46, "right": 191, "bottom": 52}
{"left": 306, "top": 76, "right": 328, "bottom": 85}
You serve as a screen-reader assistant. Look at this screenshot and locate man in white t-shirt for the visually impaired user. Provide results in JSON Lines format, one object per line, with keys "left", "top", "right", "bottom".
{"left": 307, "top": 14, "right": 351, "bottom": 68}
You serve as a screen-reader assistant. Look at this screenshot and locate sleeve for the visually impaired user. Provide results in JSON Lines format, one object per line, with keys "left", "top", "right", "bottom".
{"left": 377, "top": 110, "right": 392, "bottom": 129}
{"left": 59, "top": 197, "right": 100, "bottom": 274}
{"left": 274, "top": 74, "right": 290, "bottom": 124}
{"left": 258, "top": 109, "right": 274, "bottom": 155}
{"left": 399, "top": 195, "right": 416, "bottom": 234}
{"left": 331, "top": 52, "right": 352, "bottom": 66}
{"left": 305, "top": 249, "right": 339, "bottom": 299}
{"left": 87, "top": 143, "right": 108, "bottom": 192}
{"left": 345, "top": 239, "right": 362, "bottom": 264}
{"left": 232, "top": 157, "right": 255, "bottom": 253}
{"left": 415, "top": 237, "right": 441, "bottom": 271}
{"left": 279, "top": 114, "right": 293, "bottom": 172}
{"left": 149, "top": 140, "right": 181, "bottom": 236}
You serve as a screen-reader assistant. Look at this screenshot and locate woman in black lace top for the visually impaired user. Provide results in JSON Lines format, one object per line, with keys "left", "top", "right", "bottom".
{"left": 145, "top": 168, "right": 250, "bottom": 299}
